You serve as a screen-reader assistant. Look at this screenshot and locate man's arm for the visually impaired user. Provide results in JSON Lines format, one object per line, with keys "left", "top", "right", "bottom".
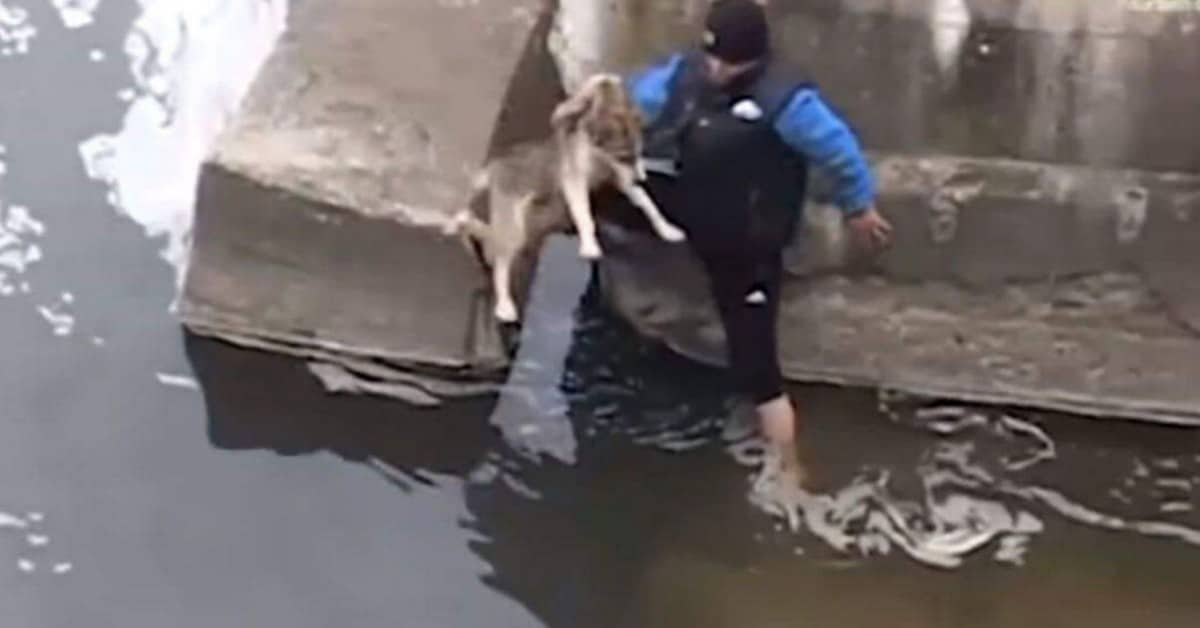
{"left": 625, "top": 53, "right": 686, "bottom": 125}
{"left": 772, "top": 86, "right": 892, "bottom": 248}
{"left": 772, "top": 87, "right": 875, "bottom": 217}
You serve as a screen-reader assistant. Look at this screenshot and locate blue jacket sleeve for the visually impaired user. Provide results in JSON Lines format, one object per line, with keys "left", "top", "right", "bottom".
{"left": 625, "top": 53, "right": 685, "bottom": 126}
{"left": 772, "top": 88, "right": 875, "bottom": 216}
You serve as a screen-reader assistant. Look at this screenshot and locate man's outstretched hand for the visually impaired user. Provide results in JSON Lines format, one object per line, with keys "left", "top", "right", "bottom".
{"left": 847, "top": 206, "right": 893, "bottom": 251}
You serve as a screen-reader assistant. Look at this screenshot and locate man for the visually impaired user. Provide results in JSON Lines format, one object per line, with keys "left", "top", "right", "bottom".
{"left": 621, "top": 0, "right": 892, "bottom": 486}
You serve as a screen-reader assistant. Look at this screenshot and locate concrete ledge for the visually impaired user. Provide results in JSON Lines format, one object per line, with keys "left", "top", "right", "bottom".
{"left": 181, "top": 165, "right": 508, "bottom": 381}
{"left": 181, "top": 0, "right": 1200, "bottom": 423}
{"left": 597, "top": 151, "right": 1200, "bottom": 425}
{"left": 211, "top": 0, "right": 544, "bottom": 223}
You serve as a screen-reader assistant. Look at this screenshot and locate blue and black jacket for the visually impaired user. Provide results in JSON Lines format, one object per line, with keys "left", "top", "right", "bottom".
{"left": 625, "top": 50, "right": 876, "bottom": 255}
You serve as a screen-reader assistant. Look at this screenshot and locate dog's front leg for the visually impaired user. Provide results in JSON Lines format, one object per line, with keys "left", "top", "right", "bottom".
{"left": 561, "top": 170, "right": 603, "bottom": 260}
{"left": 617, "top": 176, "right": 686, "bottom": 243}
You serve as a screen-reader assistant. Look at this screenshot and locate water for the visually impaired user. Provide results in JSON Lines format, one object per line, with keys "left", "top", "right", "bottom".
{"left": 0, "top": 0, "right": 1198, "bottom": 626}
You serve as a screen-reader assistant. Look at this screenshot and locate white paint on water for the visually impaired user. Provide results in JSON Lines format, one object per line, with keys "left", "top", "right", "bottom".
{"left": 78, "top": 0, "right": 289, "bottom": 305}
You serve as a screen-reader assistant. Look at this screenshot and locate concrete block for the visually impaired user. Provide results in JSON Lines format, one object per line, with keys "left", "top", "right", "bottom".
{"left": 210, "top": 0, "right": 546, "bottom": 223}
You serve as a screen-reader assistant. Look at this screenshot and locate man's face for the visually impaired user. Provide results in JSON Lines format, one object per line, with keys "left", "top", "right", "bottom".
{"left": 703, "top": 53, "right": 760, "bottom": 87}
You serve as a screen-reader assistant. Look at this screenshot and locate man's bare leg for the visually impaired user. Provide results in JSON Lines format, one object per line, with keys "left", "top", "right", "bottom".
{"left": 757, "top": 393, "right": 805, "bottom": 484}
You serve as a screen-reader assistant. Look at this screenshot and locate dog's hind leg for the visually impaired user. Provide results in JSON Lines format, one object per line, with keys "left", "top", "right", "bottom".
{"left": 490, "top": 193, "right": 538, "bottom": 323}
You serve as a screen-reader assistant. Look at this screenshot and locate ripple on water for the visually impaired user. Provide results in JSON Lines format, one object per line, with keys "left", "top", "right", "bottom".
{"left": 746, "top": 399, "right": 1200, "bottom": 569}
{"left": 551, "top": 287, "right": 1200, "bottom": 570}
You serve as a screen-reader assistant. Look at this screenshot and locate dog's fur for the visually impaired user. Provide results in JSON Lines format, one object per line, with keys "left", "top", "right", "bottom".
{"left": 443, "top": 73, "right": 686, "bottom": 323}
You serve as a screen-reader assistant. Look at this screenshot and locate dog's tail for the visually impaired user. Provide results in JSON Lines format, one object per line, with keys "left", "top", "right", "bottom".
{"left": 441, "top": 166, "right": 494, "bottom": 274}
{"left": 441, "top": 167, "right": 492, "bottom": 237}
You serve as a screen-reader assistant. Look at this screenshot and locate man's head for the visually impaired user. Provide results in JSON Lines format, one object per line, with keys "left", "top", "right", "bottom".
{"left": 701, "top": 0, "right": 770, "bottom": 86}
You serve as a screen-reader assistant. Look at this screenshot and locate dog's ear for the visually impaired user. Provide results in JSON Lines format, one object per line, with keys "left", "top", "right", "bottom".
{"left": 551, "top": 89, "right": 594, "bottom": 134}
{"left": 552, "top": 74, "right": 611, "bottom": 134}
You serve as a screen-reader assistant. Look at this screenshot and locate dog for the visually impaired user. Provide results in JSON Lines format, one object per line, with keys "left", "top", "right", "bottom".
{"left": 443, "top": 73, "right": 686, "bottom": 324}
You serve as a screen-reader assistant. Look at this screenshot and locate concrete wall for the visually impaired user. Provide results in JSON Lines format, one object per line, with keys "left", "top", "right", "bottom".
{"left": 182, "top": 0, "right": 1200, "bottom": 422}
{"left": 554, "top": 0, "right": 1200, "bottom": 422}
{"left": 555, "top": 0, "right": 1200, "bottom": 172}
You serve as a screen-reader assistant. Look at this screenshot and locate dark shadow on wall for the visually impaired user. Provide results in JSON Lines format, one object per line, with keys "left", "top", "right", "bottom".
{"left": 483, "top": 0, "right": 567, "bottom": 160}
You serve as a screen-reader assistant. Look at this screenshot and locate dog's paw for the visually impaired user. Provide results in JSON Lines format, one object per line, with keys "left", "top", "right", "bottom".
{"left": 494, "top": 300, "right": 519, "bottom": 323}
{"left": 656, "top": 222, "right": 687, "bottom": 243}
{"left": 578, "top": 239, "right": 603, "bottom": 260}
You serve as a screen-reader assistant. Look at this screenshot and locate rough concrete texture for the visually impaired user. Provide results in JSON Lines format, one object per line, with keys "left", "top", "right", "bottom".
{"left": 598, "top": 222, "right": 1200, "bottom": 426}
{"left": 209, "top": 0, "right": 545, "bottom": 223}
{"left": 181, "top": 166, "right": 509, "bottom": 397}
{"left": 183, "top": 0, "right": 559, "bottom": 393}
{"left": 556, "top": 0, "right": 1200, "bottom": 172}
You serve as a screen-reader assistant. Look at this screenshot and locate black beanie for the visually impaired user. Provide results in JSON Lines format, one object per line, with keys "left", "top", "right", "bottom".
{"left": 702, "top": 0, "right": 770, "bottom": 64}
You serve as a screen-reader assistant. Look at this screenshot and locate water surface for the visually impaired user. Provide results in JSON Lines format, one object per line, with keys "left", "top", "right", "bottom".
{"left": 0, "top": 1, "right": 1197, "bottom": 627}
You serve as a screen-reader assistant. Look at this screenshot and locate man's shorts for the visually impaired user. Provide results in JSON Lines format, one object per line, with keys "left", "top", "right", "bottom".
{"left": 593, "top": 175, "right": 787, "bottom": 405}
{"left": 698, "top": 252, "right": 786, "bottom": 405}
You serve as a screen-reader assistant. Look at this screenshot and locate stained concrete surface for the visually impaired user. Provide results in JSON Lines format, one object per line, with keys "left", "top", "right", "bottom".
{"left": 181, "top": 165, "right": 509, "bottom": 387}
{"left": 210, "top": 0, "right": 546, "bottom": 224}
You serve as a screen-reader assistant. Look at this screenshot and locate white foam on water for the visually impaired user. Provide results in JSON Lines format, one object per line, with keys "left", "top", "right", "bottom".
{"left": 0, "top": 195, "right": 47, "bottom": 298}
{"left": 740, "top": 402, "right": 1200, "bottom": 569}
{"left": 0, "top": 512, "right": 27, "bottom": 529}
{"left": 78, "top": 0, "right": 289, "bottom": 306}
{"left": 0, "top": 1, "right": 37, "bottom": 56}
{"left": 37, "top": 291, "right": 76, "bottom": 337}
{"left": 49, "top": 0, "right": 101, "bottom": 29}
{"left": 155, "top": 371, "right": 199, "bottom": 390}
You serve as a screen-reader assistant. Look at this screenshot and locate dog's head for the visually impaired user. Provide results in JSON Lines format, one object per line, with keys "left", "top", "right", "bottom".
{"left": 550, "top": 73, "right": 647, "bottom": 181}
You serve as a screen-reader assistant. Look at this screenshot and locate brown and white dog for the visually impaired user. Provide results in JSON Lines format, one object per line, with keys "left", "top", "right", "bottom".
{"left": 443, "top": 73, "right": 686, "bottom": 323}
